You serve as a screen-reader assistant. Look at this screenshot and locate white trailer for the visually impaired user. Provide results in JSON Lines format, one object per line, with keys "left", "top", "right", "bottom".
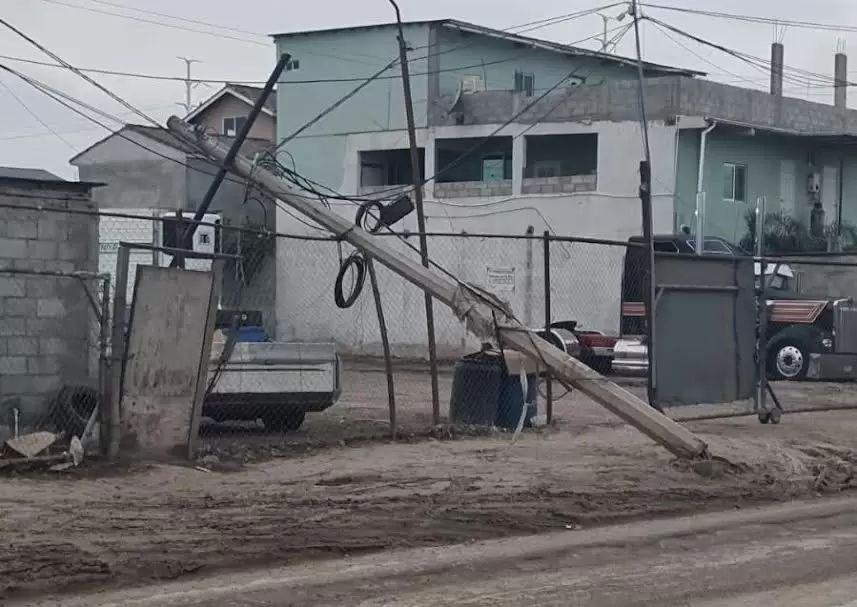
{"left": 97, "top": 208, "right": 341, "bottom": 432}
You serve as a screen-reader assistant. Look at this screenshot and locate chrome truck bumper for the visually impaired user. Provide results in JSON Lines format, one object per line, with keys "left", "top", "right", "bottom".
{"left": 612, "top": 338, "right": 648, "bottom": 374}
{"left": 806, "top": 353, "right": 857, "bottom": 381}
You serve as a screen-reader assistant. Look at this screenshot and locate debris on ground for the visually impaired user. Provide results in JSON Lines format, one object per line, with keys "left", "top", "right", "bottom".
{"left": 4, "top": 431, "right": 62, "bottom": 458}
{"left": 0, "top": 432, "right": 85, "bottom": 472}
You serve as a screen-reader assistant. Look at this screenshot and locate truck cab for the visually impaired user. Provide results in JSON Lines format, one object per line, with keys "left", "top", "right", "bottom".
{"left": 613, "top": 234, "right": 857, "bottom": 381}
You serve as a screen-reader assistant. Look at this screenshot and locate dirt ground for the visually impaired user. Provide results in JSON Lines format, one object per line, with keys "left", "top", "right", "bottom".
{"left": 3, "top": 365, "right": 857, "bottom": 600}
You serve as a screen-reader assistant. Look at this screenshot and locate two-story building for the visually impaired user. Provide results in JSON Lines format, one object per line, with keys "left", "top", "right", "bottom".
{"left": 271, "top": 21, "right": 857, "bottom": 357}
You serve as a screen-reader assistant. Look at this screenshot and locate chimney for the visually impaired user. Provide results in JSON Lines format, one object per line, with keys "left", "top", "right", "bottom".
{"left": 835, "top": 51, "right": 848, "bottom": 108}
{"left": 770, "top": 42, "right": 784, "bottom": 97}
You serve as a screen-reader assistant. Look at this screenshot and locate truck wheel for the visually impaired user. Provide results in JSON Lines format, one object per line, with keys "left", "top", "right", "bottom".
{"left": 768, "top": 341, "right": 809, "bottom": 381}
{"left": 263, "top": 410, "right": 306, "bottom": 432}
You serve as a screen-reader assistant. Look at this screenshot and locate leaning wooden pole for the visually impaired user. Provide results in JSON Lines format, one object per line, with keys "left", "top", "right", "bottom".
{"left": 166, "top": 116, "right": 709, "bottom": 460}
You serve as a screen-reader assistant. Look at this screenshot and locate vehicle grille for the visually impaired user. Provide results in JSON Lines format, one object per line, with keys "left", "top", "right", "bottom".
{"left": 835, "top": 301, "right": 857, "bottom": 353}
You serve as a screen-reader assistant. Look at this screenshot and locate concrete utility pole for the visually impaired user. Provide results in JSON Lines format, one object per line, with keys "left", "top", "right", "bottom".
{"left": 177, "top": 57, "right": 201, "bottom": 115}
{"left": 166, "top": 116, "right": 710, "bottom": 460}
{"left": 388, "top": 0, "right": 441, "bottom": 425}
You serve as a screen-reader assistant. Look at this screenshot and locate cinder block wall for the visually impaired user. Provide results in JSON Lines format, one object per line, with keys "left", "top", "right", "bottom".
{"left": 0, "top": 184, "right": 99, "bottom": 426}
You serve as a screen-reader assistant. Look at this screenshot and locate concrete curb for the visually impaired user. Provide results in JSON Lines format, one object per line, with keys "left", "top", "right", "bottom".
{"left": 36, "top": 495, "right": 857, "bottom": 606}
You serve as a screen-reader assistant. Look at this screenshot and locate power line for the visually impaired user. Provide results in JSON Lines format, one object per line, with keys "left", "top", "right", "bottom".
{"left": 0, "top": 17, "right": 163, "bottom": 128}
{"left": 644, "top": 16, "right": 857, "bottom": 90}
{"left": 0, "top": 77, "right": 78, "bottom": 152}
{"left": 641, "top": 3, "right": 857, "bottom": 35}
{"left": 0, "top": 5, "right": 622, "bottom": 86}
{"left": 0, "top": 104, "right": 177, "bottom": 142}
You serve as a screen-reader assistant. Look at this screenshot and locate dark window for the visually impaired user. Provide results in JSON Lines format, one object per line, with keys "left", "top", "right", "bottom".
{"left": 723, "top": 163, "right": 747, "bottom": 202}
{"left": 223, "top": 116, "right": 248, "bottom": 136}
{"left": 285, "top": 59, "right": 300, "bottom": 71}
{"left": 514, "top": 70, "right": 535, "bottom": 96}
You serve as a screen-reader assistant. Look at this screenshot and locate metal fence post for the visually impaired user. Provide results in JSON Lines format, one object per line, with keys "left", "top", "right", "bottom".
{"left": 99, "top": 276, "right": 111, "bottom": 457}
{"left": 543, "top": 230, "right": 553, "bottom": 424}
{"left": 107, "top": 244, "right": 130, "bottom": 461}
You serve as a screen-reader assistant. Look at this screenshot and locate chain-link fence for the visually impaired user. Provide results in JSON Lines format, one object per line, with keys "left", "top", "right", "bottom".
{"left": 16, "top": 202, "right": 857, "bottom": 462}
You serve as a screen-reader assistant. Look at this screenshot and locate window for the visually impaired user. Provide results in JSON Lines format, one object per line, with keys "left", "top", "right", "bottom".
{"left": 285, "top": 59, "right": 300, "bottom": 71}
{"left": 514, "top": 70, "right": 535, "bottom": 97}
{"left": 723, "top": 163, "right": 747, "bottom": 202}
{"left": 223, "top": 116, "right": 247, "bottom": 136}
{"left": 482, "top": 155, "right": 506, "bottom": 181}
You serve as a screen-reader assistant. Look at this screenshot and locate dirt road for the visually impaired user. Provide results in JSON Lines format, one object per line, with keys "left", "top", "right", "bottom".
{"left": 26, "top": 497, "right": 857, "bottom": 606}
{"left": 3, "top": 368, "right": 857, "bottom": 601}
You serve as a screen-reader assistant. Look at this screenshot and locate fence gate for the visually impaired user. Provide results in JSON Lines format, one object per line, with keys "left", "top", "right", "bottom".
{"left": 653, "top": 255, "right": 755, "bottom": 406}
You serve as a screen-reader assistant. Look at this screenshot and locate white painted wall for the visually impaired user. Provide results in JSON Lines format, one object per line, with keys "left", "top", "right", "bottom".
{"left": 275, "top": 120, "right": 679, "bottom": 356}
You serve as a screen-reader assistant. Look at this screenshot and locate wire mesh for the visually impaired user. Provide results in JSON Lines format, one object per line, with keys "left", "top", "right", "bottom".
{"left": 27, "top": 203, "right": 857, "bottom": 461}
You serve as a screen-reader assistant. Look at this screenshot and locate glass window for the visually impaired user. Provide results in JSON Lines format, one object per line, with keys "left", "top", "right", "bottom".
{"left": 223, "top": 116, "right": 247, "bottom": 137}
{"left": 482, "top": 156, "right": 505, "bottom": 181}
{"left": 723, "top": 163, "right": 747, "bottom": 202}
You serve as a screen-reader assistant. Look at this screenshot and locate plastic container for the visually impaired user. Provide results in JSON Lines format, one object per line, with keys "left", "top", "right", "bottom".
{"left": 495, "top": 372, "right": 538, "bottom": 430}
{"left": 449, "top": 350, "right": 503, "bottom": 426}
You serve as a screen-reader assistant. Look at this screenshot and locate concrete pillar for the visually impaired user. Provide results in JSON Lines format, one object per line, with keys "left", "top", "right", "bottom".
{"left": 770, "top": 42, "right": 784, "bottom": 97}
{"left": 835, "top": 52, "right": 848, "bottom": 108}
{"left": 512, "top": 135, "right": 526, "bottom": 196}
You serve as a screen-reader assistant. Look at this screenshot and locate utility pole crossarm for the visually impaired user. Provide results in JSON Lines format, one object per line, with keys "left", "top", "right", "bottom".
{"left": 165, "top": 116, "right": 709, "bottom": 461}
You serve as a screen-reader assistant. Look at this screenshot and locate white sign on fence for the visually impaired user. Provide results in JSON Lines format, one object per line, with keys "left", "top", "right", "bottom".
{"left": 486, "top": 266, "right": 516, "bottom": 292}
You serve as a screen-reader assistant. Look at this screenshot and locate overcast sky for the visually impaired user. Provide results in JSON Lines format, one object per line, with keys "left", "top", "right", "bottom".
{"left": 1, "top": 0, "right": 855, "bottom": 179}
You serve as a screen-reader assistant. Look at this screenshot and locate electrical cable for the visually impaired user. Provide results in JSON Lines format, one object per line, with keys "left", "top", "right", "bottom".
{"left": 0, "top": 17, "right": 163, "bottom": 129}
{"left": 31, "top": 1, "right": 623, "bottom": 73}
{"left": 641, "top": 3, "right": 857, "bottom": 36}
{"left": 0, "top": 77, "right": 78, "bottom": 152}
{"left": 643, "top": 16, "right": 857, "bottom": 91}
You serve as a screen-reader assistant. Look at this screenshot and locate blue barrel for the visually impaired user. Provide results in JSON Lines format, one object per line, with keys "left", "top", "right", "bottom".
{"left": 449, "top": 350, "right": 503, "bottom": 426}
{"left": 496, "top": 372, "right": 538, "bottom": 430}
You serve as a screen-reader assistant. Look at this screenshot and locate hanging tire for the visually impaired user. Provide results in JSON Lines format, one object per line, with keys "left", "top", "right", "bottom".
{"left": 767, "top": 340, "right": 809, "bottom": 381}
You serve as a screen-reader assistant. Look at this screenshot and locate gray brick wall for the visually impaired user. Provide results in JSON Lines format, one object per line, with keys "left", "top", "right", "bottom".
{"left": 0, "top": 184, "right": 99, "bottom": 424}
{"left": 434, "top": 180, "right": 513, "bottom": 198}
{"left": 521, "top": 174, "right": 597, "bottom": 195}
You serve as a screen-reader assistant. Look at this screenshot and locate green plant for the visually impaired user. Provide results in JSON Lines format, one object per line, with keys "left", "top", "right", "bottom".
{"left": 738, "top": 209, "right": 857, "bottom": 255}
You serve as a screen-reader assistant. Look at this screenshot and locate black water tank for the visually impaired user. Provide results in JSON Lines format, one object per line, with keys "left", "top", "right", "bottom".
{"left": 449, "top": 350, "right": 503, "bottom": 426}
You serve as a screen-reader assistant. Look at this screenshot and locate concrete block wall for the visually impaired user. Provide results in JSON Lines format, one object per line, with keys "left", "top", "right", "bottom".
{"left": 522, "top": 174, "right": 597, "bottom": 195}
{"left": 438, "top": 76, "right": 857, "bottom": 136}
{"left": 0, "top": 185, "right": 99, "bottom": 424}
{"left": 434, "top": 180, "right": 513, "bottom": 198}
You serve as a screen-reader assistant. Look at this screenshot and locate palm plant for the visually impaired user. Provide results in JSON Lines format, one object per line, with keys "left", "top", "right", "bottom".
{"left": 739, "top": 209, "right": 857, "bottom": 254}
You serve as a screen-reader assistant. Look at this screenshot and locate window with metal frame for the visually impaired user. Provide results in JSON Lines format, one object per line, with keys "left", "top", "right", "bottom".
{"left": 723, "top": 162, "right": 747, "bottom": 202}
{"left": 223, "top": 116, "right": 248, "bottom": 137}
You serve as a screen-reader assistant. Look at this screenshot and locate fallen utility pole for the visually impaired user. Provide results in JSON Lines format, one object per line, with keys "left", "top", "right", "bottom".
{"left": 166, "top": 116, "right": 709, "bottom": 460}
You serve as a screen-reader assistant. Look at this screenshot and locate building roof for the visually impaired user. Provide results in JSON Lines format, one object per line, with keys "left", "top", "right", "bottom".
{"left": 271, "top": 19, "right": 704, "bottom": 78}
{"left": 0, "top": 166, "right": 102, "bottom": 190}
{"left": 0, "top": 167, "right": 64, "bottom": 182}
{"left": 185, "top": 84, "right": 277, "bottom": 124}
{"left": 70, "top": 123, "right": 275, "bottom": 165}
